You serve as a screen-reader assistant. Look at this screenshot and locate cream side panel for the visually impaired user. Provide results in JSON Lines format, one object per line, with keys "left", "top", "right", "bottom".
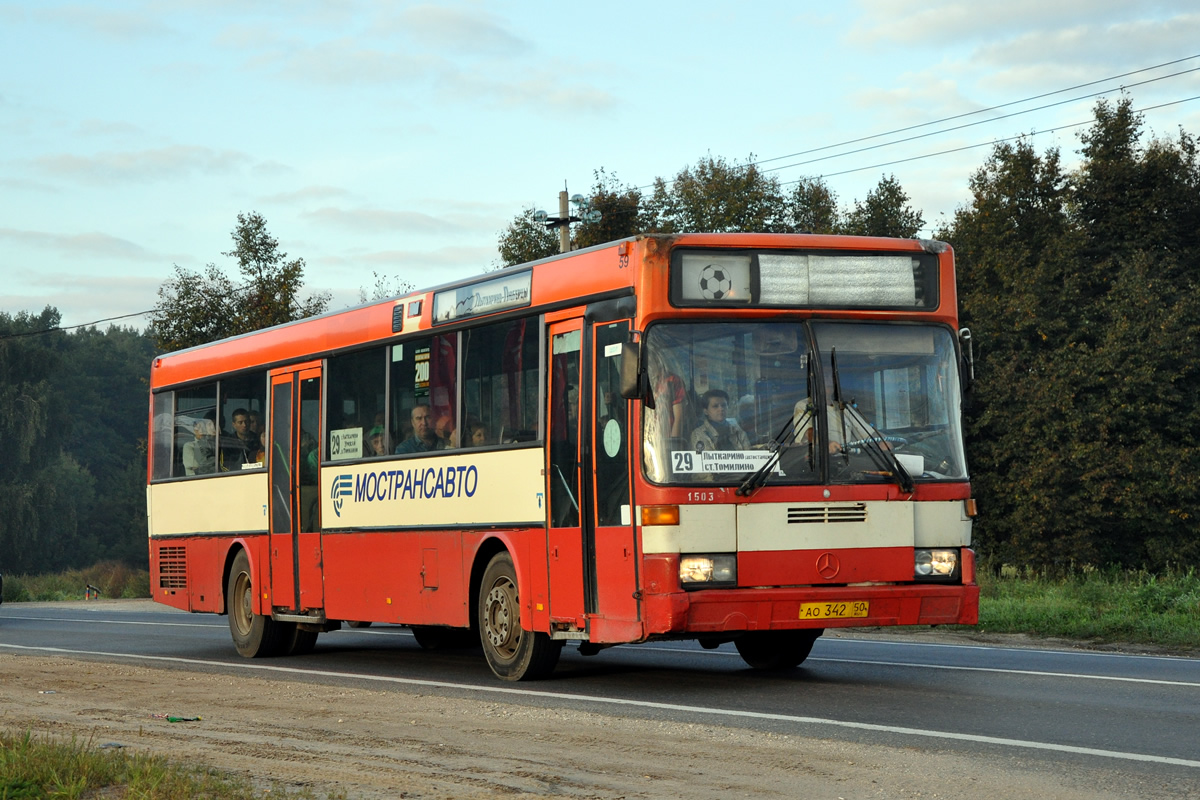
{"left": 322, "top": 448, "right": 545, "bottom": 528}
{"left": 736, "top": 501, "right": 914, "bottom": 552}
{"left": 148, "top": 474, "right": 270, "bottom": 537}
{"left": 913, "top": 501, "right": 973, "bottom": 547}
{"left": 641, "top": 504, "right": 736, "bottom": 554}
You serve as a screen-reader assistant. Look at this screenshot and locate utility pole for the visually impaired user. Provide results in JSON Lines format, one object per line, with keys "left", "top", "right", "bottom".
{"left": 557, "top": 190, "right": 570, "bottom": 254}
{"left": 535, "top": 186, "right": 602, "bottom": 254}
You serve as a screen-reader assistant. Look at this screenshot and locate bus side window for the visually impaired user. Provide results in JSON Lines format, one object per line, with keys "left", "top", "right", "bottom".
{"left": 327, "top": 347, "right": 387, "bottom": 460}
{"left": 174, "top": 384, "right": 218, "bottom": 477}
{"left": 390, "top": 334, "right": 457, "bottom": 451}
{"left": 462, "top": 316, "right": 540, "bottom": 447}
{"left": 151, "top": 390, "right": 174, "bottom": 480}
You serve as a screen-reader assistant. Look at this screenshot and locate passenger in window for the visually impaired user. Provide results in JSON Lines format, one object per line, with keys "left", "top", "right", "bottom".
{"left": 464, "top": 420, "right": 489, "bottom": 447}
{"left": 182, "top": 418, "right": 217, "bottom": 475}
{"left": 226, "top": 407, "right": 260, "bottom": 466}
{"left": 245, "top": 411, "right": 266, "bottom": 464}
{"left": 394, "top": 404, "right": 447, "bottom": 455}
{"left": 365, "top": 425, "right": 386, "bottom": 457}
{"left": 690, "top": 389, "right": 750, "bottom": 453}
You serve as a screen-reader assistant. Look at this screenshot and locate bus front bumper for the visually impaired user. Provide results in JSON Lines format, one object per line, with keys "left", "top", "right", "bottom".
{"left": 641, "top": 570, "right": 979, "bottom": 636}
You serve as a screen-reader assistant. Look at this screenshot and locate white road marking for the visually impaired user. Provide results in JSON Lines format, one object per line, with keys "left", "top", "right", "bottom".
{"left": 1, "top": 642, "right": 1197, "bottom": 770}
{"left": 5, "top": 614, "right": 1198, "bottom": 686}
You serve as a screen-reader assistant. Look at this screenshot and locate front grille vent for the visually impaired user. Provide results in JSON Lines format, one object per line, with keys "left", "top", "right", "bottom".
{"left": 158, "top": 546, "right": 187, "bottom": 589}
{"left": 787, "top": 504, "right": 867, "bottom": 524}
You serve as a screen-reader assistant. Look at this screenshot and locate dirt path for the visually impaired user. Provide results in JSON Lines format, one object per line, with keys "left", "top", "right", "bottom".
{"left": 1, "top": 647, "right": 1192, "bottom": 799}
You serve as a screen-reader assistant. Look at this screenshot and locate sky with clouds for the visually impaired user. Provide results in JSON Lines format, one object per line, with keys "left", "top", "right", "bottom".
{"left": 2, "top": 0, "right": 1198, "bottom": 331}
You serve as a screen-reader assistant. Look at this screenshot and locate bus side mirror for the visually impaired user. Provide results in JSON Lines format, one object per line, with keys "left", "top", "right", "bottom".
{"left": 958, "top": 327, "right": 975, "bottom": 395}
{"left": 619, "top": 341, "right": 645, "bottom": 401}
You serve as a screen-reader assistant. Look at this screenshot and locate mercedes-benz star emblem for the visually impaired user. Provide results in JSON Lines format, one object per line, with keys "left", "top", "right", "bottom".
{"left": 816, "top": 552, "right": 840, "bottom": 580}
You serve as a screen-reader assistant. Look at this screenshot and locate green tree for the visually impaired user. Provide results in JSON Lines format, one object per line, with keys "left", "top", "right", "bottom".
{"left": 572, "top": 169, "right": 644, "bottom": 250}
{"left": 149, "top": 212, "right": 330, "bottom": 351}
{"left": 948, "top": 99, "right": 1200, "bottom": 570}
{"left": 58, "top": 324, "right": 158, "bottom": 566}
{"left": 495, "top": 206, "right": 560, "bottom": 268}
{"left": 842, "top": 174, "right": 925, "bottom": 238}
{"left": 646, "top": 155, "right": 786, "bottom": 233}
{"left": 358, "top": 271, "right": 415, "bottom": 304}
{"left": 0, "top": 308, "right": 95, "bottom": 573}
{"left": 784, "top": 176, "right": 841, "bottom": 234}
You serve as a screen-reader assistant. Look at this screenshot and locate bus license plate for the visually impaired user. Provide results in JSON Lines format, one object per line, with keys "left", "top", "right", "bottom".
{"left": 799, "top": 601, "right": 869, "bottom": 620}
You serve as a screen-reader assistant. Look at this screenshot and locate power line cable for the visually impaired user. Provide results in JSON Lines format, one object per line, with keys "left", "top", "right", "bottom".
{"left": 754, "top": 53, "right": 1200, "bottom": 167}
{"left": 784, "top": 94, "right": 1200, "bottom": 183}
{"left": 634, "top": 53, "right": 1200, "bottom": 191}
{"left": 763, "top": 67, "right": 1200, "bottom": 175}
{"left": 0, "top": 309, "right": 154, "bottom": 340}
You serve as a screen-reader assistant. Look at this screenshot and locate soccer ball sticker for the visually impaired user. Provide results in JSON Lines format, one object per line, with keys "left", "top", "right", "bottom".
{"left": 680, "top": 253, "right": 750, "bottom": 303}
{"left": 698, "top": 263, "right": 734, "bottom": 300}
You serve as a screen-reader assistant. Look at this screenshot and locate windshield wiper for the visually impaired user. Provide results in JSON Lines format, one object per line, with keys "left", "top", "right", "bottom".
{"left": 830, "top": 348, "right": 914, "bottom": 494}
{"left": 737, "top": 402, "right": 813, "bottom": 497}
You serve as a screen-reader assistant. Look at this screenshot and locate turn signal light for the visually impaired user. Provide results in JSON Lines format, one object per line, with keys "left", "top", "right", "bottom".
{"left": 641, "top": 505, "right": 680, "bottom": 526}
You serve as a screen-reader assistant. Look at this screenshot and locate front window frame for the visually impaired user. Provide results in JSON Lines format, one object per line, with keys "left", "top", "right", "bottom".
{"left": 639, "top": 319, "right": 968, "bottom": 487}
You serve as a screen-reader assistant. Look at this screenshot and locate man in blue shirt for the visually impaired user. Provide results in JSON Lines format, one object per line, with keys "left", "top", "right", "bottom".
{"left": 395, "top": 403, "right": 447, "bottom": 455}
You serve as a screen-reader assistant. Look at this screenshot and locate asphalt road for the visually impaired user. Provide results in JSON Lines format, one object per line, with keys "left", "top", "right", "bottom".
{"left": 2, "top": 599, "right": 1198, "bottom": 785}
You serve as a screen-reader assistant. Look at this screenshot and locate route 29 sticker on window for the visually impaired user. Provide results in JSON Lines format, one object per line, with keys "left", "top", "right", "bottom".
{"left": 670, "top": 450, "right": 783, "bottom": 474}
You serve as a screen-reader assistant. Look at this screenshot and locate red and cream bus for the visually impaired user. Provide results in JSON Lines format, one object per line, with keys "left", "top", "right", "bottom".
{"left": 147, "top": 233, "right": 979, "bottom": 680}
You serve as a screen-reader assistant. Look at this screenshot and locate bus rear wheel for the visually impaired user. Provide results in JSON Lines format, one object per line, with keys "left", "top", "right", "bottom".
{"left": 734, "top": 629, "right": 823, "bottom": 670}
{"left": 478, "top": 552, "right": 561, "bottom": 681}
{"left": 227, "top": 550, "right": 289, "bottom": 658}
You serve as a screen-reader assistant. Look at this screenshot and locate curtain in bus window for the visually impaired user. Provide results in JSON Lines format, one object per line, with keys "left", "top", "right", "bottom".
{"left": 431, "top": 333, "right": 457, "bottom": 445}
{"left": 503, "top": 319, "right": 527, "bottom": 435}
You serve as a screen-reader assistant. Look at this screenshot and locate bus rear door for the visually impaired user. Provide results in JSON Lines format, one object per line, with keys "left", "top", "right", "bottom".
{"left": 269, "top": 364, "right": 325, "bottom": 614}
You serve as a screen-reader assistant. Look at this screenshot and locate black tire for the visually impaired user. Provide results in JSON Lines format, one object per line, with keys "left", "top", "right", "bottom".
{"left": 226, "top": 550, "right": 289, "bottom": 658}
{"left": 411, "top": 625, "right": 477, "bottom": 650}
{"left": 347, "top": 621, "right": 372, "bottom": 629}
{"left": 287, "top": 628, "right": 319, "bottom": 656}
{"left": 478, "top": 552, "right": 562, "bottom": 681}
{"left": 734, "top": 629, "right": 823, "bottom": 671}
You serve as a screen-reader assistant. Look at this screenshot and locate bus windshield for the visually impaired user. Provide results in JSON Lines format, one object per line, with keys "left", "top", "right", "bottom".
{"left": 641, "top": 321, "right": 968, "bottom": 486}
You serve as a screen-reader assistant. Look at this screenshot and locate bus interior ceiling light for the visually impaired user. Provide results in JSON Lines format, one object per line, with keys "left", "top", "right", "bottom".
{"left": 680, "top": 555, "right": 736, "bottom": 587}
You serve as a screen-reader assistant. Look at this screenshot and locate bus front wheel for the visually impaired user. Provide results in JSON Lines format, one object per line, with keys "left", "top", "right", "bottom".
{"left": 478, "top": 552, "right": 561, "bottom": 681}
{"left": 734, "top": 629, "right": 823, "bottom": 670}
{"left": 227, "top": 550, "right": 289, "bottom": 658}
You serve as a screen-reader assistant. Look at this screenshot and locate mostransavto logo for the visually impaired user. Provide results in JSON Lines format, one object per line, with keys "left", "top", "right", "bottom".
{"left": 330, "top": 474, "right": 354, "bottom": 517}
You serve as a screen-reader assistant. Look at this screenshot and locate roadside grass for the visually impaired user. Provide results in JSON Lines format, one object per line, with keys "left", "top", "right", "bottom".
{"left": 0, "top": 730, "right": 344, "bottom": 800}
{"left": 971, "top": 563, "right": 1200, "bottom": 650}
{"left": 1, "top": 562, "right": 149, "bottom": 604}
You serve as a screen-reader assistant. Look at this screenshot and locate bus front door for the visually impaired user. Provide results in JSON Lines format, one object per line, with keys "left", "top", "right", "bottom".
{"left": 588, "top": 318, "right": 639, "bottom": 637}
{"left": 547, "top": 317, "right": 639, "bottom": 641}
{"left": 268, "top": 365, "right": 325, "bottom": 614}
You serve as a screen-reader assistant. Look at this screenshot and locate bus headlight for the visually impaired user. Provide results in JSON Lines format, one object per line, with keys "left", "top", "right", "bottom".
{"left": 680, "top": 555, "right": 736, "bottom": 589}
{"left": 915, "top": 549, "right": 959, "bottom": 580}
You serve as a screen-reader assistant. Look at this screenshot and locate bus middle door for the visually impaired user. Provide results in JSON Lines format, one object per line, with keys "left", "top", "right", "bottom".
{"left": 546, "top": 319, "right": 588, "bottom": 631}
{"left": 268, "top": 365, "right": 325, "bottom": 614}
